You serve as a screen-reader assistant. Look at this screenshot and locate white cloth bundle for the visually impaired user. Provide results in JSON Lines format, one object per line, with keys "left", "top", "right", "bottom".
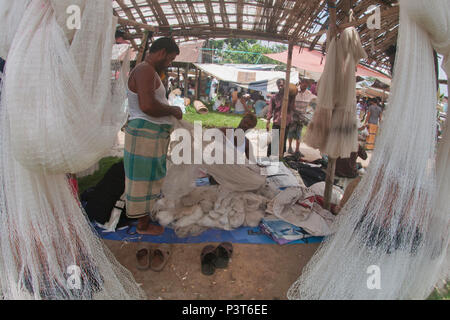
{"left": 324, "top": 27, "right": 367, "bottom": 158}
{"left": 288, "top": 0, "right": 449, "bottom": 300}
{"left": 0, "top": 0, "right": 144, "bottom": 300}
{"left": 304, "top": 27, "right": 367, "bottom": 158}
{"left": 303, "top": 37, "right": 337, "bottom": 151}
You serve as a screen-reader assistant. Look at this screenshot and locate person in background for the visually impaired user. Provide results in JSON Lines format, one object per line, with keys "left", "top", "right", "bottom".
{"left": 205, "top": 77, "right": 212, "bottom": 100}
{"left": 365, "top": 98, "right": 383, "bottom": 151}
{"left": 219, "top": 113, "right": 258, "bottom": 160}
{"left": 288, "top": 78, "right": 316, "bottom": 157}
{"left": 356, "top": 97, "right": 365, "bottom": 120}
{"left": 210, "top": 77, "right": 218, "bottom": 100}
{"left": 310, "top": 81, "right": 317, "bottom": 96}
{"left": 235, "top": 91, "right": 251, "bottom": 114}
{"left": 231, "top": 87, "right": 239, "bottom": 107}
{"left": 254, "top": 93, "right": 267, "bottom": 117}
{"left": 266, "top": 79, "right": 295, "bottom": 157}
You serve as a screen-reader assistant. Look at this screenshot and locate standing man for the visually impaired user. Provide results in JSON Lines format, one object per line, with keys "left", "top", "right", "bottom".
{"left": 124, "top": 37, "right": 182, "bottom": 235}
{"left": 365, "top": 98, "right": 383, "bottom": 151}
{"left": 288, "top": 78, "right": 316, "bottom": 157}
{"left": 209, "top": 77, "right": 219, "bottom": 101}
{"left": 266, "top": 79, "right": 295, "bottom": 157}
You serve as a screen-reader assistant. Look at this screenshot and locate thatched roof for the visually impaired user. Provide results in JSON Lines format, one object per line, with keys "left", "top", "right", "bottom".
{"left": 113, "top": 0, "right": 399, "bottom": 74}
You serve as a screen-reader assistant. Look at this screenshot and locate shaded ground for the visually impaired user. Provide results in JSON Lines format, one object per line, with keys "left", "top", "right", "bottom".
{"left": 104, "top": 240, "right": 320, "bottom": 300}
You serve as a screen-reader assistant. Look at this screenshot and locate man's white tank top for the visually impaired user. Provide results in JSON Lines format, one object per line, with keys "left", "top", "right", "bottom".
{"left": 127, "top": 71, "right": 173, "bottom": 125}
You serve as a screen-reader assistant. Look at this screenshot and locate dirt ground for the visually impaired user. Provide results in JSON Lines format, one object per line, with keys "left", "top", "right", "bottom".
{"left": 104, "top": 240, "right": 320, "bottom": 300}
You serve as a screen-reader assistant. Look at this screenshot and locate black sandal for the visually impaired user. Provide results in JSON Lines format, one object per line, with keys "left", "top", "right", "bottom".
{"left": 214, "top": 242, "right": 233, "bottom": 269}
{"left": 201, "top": 245, "right": 217, "bottom": 276}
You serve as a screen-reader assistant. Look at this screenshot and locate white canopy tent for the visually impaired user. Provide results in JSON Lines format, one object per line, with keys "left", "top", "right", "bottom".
{"left": 193, "top": 63, "right": 299, "bottom": 94}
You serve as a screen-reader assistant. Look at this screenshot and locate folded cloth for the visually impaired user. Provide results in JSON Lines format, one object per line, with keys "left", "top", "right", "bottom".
{"left": 124, "top": 119, "right": 173, "bottom": 218}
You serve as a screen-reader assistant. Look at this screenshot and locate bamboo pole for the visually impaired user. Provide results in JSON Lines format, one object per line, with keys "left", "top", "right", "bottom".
{"left": 136, "top": 31, "right": 150, "bottom": 63}
{"left": 279, "top": 41, "right": 294, "bottom": 160}
{"left": 117, "top": 17, "right": 157, "bottom": 32}
{"left": 323, "top": 0, "right": 338, "bottom": 211}
{"left": 184, "top": 63, "right": 190, "bottom": 97}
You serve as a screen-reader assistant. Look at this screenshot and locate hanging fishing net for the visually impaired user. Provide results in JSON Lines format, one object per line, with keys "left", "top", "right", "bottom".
{"left": 288, "top": 0, "right": 449, "bottom": 300}
{"left": 304, "top": 26, "right": 366, "bottom": 159}
{"left": 0, "top": 0, "right": 145, "bottom": 299}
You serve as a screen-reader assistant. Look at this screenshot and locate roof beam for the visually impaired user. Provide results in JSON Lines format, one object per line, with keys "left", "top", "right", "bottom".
{"left": 204, "top": 0, "right": 216, "bottom": 27}
{"left": 167, "top": 0, "right": 189, "bottom": 41}
{"left": 219, "top": 0, "right": 230, "bottom": 28}
{"left": 185, "top": 0, "right": 199, "bottom": 24}
{"left": 236, "top": 0, "right": 244, "bottom": 29}
{"left": 282, "top": 0, "right": 306, "bottom": 35}
{"left": 151, "top": 0, "right": 169, "bottom": 26}
{"left": 130, "top": 0, "right": 146, "bottom": 24}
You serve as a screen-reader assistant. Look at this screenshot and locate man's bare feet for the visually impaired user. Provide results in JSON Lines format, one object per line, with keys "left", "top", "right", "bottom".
{"left": 136, "top": 216, "right": 164, "bottom": 235}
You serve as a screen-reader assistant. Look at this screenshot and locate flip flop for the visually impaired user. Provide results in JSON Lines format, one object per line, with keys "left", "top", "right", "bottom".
{"left": 201, "top": 245, "right": 217, "bottom": 276}
{"left": 150, "top": 243, "right": 171, "bottom": 272}
{"left": 214, "top": 242, "right": 233, "bottom": 269}
{"left": 136, "top": 243, "right": 151, "bottom": 271}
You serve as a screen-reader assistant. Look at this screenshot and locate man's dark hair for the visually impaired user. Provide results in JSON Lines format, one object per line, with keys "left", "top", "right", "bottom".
{"left": 149, "top": 37, "right": 180, "bottom": 55}
{"left": 276, "top": 79, "right": 285, "bottom": 86}
{"left": 115, "top": 30, "right": 125, "bottom": 39}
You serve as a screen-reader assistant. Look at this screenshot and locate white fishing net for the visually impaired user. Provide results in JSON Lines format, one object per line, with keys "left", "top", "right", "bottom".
{"left": 0, "top": 0, "right": 31, "bottom": 60}
{"left": 0, "top": 0, "right": 145, "bottom": 299}
{"left": 288, "top": 0, "right": 449, "bottom": 300}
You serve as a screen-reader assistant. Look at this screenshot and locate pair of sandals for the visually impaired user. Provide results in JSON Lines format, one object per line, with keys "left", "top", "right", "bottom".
{"left": 201, "top": 242, "right": 233, "bottom": 276}
{"left": 136, "top": 243, "right": 171, "bottom": 272}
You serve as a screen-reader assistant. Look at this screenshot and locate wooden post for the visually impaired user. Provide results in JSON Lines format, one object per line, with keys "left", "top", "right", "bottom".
{"left": 195, "top": 68, "right": 201, "bottom": 100}
{"left": 323, "top": 0, "right": 337, "bottom": 211}
{"left": 136, "top": 31, "right": 150, "bottom": 63}
{"left": 279, "top": 41, "right": 294, "bottom": 160}
{"left": 198, "top": 70, "right": 202, "bottom": 99}
{"left": 184, "top": 63, "right": 189, "bottom": 97}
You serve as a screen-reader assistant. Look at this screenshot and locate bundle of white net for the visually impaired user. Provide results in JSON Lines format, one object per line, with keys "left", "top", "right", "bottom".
{"left": 288, "top": 0, "right": 449, "bottom": 300}
{"left": 0, "top": 0, "right": 145, "bottom": 299}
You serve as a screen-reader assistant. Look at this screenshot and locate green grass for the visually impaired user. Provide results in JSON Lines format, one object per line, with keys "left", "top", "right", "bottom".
{"left": 427, "top": 284, "right": 450, "bottom": 300}
{"left": 183, "top": 107, "right": 268, "bottom": 130}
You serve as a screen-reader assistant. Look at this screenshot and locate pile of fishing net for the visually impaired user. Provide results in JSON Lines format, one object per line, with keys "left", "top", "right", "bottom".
{"left": 0, "top": 0, "right": 145, "bottom": 299}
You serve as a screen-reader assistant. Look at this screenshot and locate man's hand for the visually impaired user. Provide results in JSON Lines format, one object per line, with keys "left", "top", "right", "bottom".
{"left": 171, "top": 106, "right": 183, "bottom": 120}
{"left": 266, "top": 121, "right": 271, "bottom": 131}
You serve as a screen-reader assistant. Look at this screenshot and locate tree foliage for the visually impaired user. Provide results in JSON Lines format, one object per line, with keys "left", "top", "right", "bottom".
{"left": 206, "top": 39, "right": 287, "bottom": 65}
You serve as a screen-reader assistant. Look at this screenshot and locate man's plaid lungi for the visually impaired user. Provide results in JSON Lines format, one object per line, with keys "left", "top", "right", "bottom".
{"left": 123, "top": 119, "right": 173, "bottom": 218}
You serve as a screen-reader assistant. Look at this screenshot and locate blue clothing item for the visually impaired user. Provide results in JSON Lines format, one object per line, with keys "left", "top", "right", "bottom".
{"left": 205, "top": 80, "right": 211, "bottom": 96}
{"left": 254, "top": 100, "right": 267, "bottom": 116}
